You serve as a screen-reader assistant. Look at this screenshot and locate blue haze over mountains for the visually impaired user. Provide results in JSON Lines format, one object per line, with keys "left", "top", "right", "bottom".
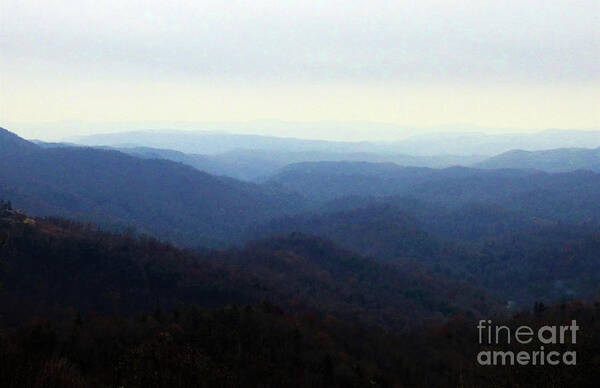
{"left": 3, "top": 125, "right": 600, "bottom": 307}
{"left": 3, "top": 124, "right": 600, "bottom": 388}
{"left": 62, "top": 128, "right": 600, "bottom": 180}
{"left": 71, "top": 128, "right": 600, "bottom": 155}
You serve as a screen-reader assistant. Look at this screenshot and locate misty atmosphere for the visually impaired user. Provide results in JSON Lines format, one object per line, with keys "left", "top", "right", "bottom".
{"left": 1, "top": 1, "right": 599, "bottom": 387}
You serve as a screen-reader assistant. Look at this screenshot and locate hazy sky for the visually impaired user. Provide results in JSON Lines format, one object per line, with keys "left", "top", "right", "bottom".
{"left": 1, "top": 0, "right": 598, "bottom": 141}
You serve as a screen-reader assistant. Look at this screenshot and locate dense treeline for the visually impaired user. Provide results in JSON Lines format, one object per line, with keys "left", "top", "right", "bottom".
{"left": 2, "top": 304, "right": 393, "bottom": 387}
{"left": 1, "top": 298, "right": 598, "bottom": 387}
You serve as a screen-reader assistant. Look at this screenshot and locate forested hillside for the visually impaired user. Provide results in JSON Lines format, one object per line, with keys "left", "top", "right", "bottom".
{"left": 249, "top": 201, "right": 600, "bottom": 307}
{"left": 0, "top": 205, "right": 489, "bottom": 330}
{"left": 1, "top": 204, "right": 598, "bottom": 387}
{"left": 0, "top": 128, "right": 305, "bottom": 247}
{"left": 268, "top": 161, "right": 600, "bottom": 225}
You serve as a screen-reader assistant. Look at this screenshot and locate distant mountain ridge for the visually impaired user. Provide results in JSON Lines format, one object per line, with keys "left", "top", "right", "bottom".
{"left": 267, "top": 161, "right": 600, "bottom": 225}
{"left": 70, "top": 128, "right": 600, "bottom": 157}
{"left": 476, "top": 147, "right": 600, "bottom": 172}
{"left": 114, "top": 146, "right": 486, "bottom": 182}
{"left": 390, "top": 129, "right": 600, "bottom": 156}
{"left": 70, "top": 130, "right": 384, "bottom": 154}
{"left": 34, "top": 140, "right": 486, "bottom": 181}
{"left": 267, "top": 161, "right": 535, "bottom": 201}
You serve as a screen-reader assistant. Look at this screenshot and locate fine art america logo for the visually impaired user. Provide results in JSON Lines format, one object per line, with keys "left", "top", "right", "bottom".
{"left": 477, "top": 320, "right": 579, "bottom": 366}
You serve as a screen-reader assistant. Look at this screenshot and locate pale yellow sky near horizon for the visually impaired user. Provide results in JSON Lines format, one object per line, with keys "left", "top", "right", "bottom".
{"left": 3, "top": 79, "right": 598, "bottom": 142}
{"left": 1, "top": 0, "right": 598, "bottom": 141}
